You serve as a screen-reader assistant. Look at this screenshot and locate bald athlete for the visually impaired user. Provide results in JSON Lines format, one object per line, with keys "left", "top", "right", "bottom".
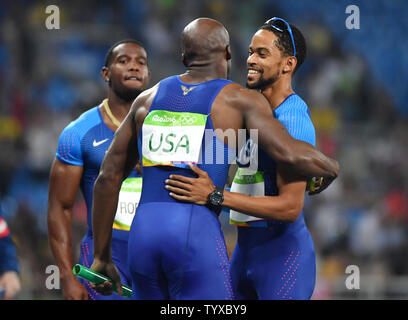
{"left": 90, "top": 18, "right": 338, "bottom": 300}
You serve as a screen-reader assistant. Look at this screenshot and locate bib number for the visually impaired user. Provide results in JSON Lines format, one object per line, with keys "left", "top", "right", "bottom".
{"left": 229, "top": 168, "right": 265, "bottom": 226}
{"left": 142, "top": 110, "right": 207, "bottom": 167}
{"left": 113, "top": 177, "right": 142, "bottom": 231}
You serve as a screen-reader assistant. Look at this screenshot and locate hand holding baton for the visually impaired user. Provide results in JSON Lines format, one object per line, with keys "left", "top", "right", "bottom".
{"left": 72, "top": 264, "right": 132, "bottom": 298}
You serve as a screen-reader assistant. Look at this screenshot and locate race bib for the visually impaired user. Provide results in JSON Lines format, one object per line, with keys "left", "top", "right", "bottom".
{"left": 229, "top": 168, "right": 265, "bottom": 226}
{"left": 113, "top": 177, "right": 142, "bottom": 231}
{"left": 142, "top": 110, "right": 207, "bottom": 167}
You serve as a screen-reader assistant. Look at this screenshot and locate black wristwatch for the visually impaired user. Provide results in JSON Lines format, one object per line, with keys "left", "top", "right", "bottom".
{"left": 207, "top": 187, "right": 224, "bottom": 212}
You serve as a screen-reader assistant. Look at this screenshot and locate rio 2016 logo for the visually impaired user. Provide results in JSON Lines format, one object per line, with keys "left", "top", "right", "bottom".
{"left": 179, "top": 115, "right": 198, "bottom": 125}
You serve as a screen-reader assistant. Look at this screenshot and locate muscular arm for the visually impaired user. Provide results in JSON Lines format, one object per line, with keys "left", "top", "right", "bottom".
{"left": 90, "top": 87, "right": 157, "bottom": 295}
{"left": 47, "top": 159, "right": 88, "bottom": 299}
{"left": 239, "top": 89, "right": 338, "bottom": 180}
{"left": 92, "top": 85, "right": 157, "bottom": 263}
{"left": 223, "top": 165, "right": 306, "bottom": 222}
{"left": 92, "top": 108, "right": 139, "bottom": 262}
{"left": 166, "top": 164, "right": 306, "bottom": 222}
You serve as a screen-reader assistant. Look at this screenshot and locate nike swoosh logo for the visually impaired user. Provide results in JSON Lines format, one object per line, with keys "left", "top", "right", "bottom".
{"left": 93, "top": 139, "right": 109, "bottom": 147}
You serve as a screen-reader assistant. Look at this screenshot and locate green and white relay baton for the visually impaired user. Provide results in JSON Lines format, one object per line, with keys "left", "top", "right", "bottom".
{"left": 72, "top": 264, "right": 132, "bottom": 298}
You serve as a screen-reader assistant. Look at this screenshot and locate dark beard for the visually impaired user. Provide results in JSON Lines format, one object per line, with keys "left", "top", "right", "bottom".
{"left": 111, "top": 84, "right": 143, "bottom": 102}
{"left": 246, "top": 70, "right": 280, "bottom": 90}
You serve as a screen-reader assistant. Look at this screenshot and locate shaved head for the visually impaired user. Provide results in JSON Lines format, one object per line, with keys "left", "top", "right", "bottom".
{"left": 182, "top": 18, "right": 230, "bottom": 66}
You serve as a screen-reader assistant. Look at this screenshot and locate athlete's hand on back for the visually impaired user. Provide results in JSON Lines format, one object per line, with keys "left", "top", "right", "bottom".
{"left": 165, "top": 164, "right": 215, "bottom": 205}
{"left": 62, "top": 276, "right": 89, "bottom": 300}
{"left": 89, "top": 258, "right": 123, "bottom": 296}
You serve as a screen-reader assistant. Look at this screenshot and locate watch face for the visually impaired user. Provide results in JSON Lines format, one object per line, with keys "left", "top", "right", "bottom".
{"left": 210, "top": 190, "right": 223, "bottom": 206}
{"left": 212, "top": 197, "right": 222, "bottom": 206}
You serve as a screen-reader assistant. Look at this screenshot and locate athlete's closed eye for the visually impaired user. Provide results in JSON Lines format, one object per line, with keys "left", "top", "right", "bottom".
{"left": 248, "top": 48, "right": 269, "bottom": 58}
{"left": 256, "top": 48, "right": 269, "bottom": 58}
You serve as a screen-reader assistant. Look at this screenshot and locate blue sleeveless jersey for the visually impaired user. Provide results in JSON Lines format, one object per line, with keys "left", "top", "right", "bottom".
{"left": 138, "top": 75, "right": 235, "bottom": 205}
{"left": 56, "top": 105, "right": 140, "bottom": 241}
{"left": 129, "top": 76, "right": 236, "bottom": 299}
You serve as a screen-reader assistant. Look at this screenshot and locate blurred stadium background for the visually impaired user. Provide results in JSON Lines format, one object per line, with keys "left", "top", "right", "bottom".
{"left": 0, "top": 0, "right": 407, "bottom": 299}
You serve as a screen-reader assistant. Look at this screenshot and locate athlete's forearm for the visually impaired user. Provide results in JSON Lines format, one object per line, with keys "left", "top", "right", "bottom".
{"left": 257, "top": 121, "right": 339, "bottom": 179}
{"left": 223, "top": 190, "right": 302, "bottom": 222}
{"left": 47, "top": 205, "right": 75, "bottom": 280}
{"left": 245, "top": 104, "right": 338, "bottom": 179}
{"left": 47, "top": 160, "right": 84, "bottom": 280}
{"left": 92, "top": 172, "right": 122, "bottom": 262}
{"left": 92, "top": 106, "right": 139, "bottom": 262}
{"left": 287, "top": 142, "right": 339, "bottom": 179}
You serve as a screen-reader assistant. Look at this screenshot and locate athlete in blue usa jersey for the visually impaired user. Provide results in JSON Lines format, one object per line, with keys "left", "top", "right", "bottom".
{"left": 89, "top": 18, "right": 338, "bottom": 300}
{"left": 228, "top": 20, "right": 317, "bottom": 299}
{"left": 227, "top": 92, "right": 316, "bottom": 299}
{"left": 165, "top": 19, "right": 326, "bottom": 299}
{"left": 47, "top": 40, "right": 150, "bottom": 300}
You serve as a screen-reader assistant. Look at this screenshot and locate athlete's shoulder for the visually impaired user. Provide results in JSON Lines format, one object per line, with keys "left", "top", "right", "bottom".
{"left": 64, "top": 106, "right": 102, "bottom": 134}
{"left": 58, "top": 106, "right": 104, "bottom": 143}
{"left": 137, "top": 83, "right": 160, "bottom": 103}
{"left": 221, "top": 81, "right": 251, "bottom": 96}
{"left": 56, "top": 106, "right": 102, "bottom": 166}
{"left": 159, "top": 75, "right": 178, "bottom": 83}
{"left": 133, "top": 83, "right": 160, "bottom": 120}
{"left": 276, "top": 94, "right": 310, "bottom": 115}
{"left": 220, "top": 82, "right": 269, "bottom": 109}
{"left": 275, "top": 94, "right": 315, "bottom": 145}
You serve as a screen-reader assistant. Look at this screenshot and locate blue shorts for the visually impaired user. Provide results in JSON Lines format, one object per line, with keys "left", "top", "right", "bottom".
{"left": 78, "top": 234, "right": 131, "bottom": 300}
{"left": 128, "top": 202, "right": 234, "bottom": 300}
{"left": 230, "top": 226, "right": 316, "bottom": 300}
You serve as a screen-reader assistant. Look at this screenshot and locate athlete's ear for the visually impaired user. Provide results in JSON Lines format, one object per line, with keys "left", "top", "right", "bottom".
{"left": 226, "top": 45, "right": 232, "bottom": 61}
{"left": 283, "top": 56, "right": 297, "bottom": 74}
{"left": 101, "top": 66, "right": 110, "bottom": 82}
{"left": 145, "top": 70, "right": 151, "bottom": 87}
{"left": 182, "top": 52, "right": 188, "bottom": 67}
